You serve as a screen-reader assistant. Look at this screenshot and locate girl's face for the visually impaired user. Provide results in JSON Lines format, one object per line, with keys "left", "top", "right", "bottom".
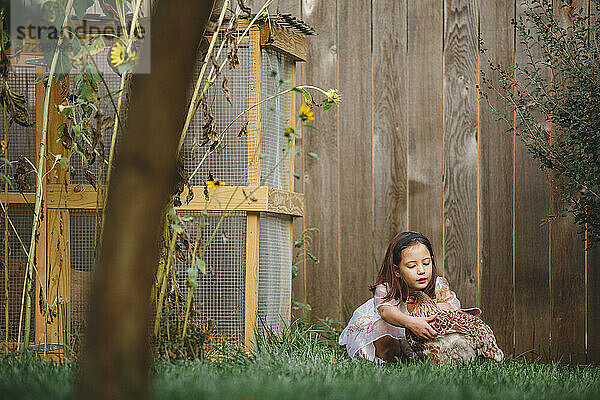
{"left": 394, "top": 243, "right": 432, "bottom": 292}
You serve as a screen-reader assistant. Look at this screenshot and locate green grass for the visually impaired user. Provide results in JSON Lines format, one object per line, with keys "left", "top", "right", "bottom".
{"left": 1, "top": 322, "right": 600, "bottom": 400}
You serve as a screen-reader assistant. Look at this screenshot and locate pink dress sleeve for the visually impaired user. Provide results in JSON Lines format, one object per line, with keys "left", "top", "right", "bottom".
{"left": 435, "top": 276, "right": 461, "bottom": 309}
{"left": 374, "top": 283, "right": 400, "bottom": 315}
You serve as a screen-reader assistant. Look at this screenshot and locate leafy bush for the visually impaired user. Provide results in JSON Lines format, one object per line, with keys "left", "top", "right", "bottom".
{"left": 479, "top": 0, "right": 600, "bottom": 245}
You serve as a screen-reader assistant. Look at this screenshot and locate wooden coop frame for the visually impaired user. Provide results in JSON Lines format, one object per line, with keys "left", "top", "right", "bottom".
{"left": 0, "top": 17, "right": 308, "bottom": 352}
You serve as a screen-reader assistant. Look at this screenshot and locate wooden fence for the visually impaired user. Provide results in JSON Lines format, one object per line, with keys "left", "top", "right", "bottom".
{"left": 252, "top": 0, "right": 600, "bottom": 364}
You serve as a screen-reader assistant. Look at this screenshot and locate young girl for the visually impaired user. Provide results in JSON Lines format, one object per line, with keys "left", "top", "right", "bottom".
{"left": 339, "top": 231, "right": 461, "bottom": 363}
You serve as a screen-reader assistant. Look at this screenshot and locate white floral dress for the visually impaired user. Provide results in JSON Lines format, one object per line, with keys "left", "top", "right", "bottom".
{"left": 338, "top": 276, "right": 461, "bottom": 361}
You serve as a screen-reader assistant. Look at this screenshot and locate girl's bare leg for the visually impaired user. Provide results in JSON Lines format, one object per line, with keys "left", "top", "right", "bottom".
{"left": 373, "top": 335, "right": 402, "bottom": 363}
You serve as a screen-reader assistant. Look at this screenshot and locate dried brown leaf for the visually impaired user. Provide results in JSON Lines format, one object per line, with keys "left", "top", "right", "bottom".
{"left": 84, "top": 169, "right": 97, "bottom": 190}
{"left": 238, "top": 121, "right": 248, "bottom": 137}
{"left": 225, "top": 16, "right": 239, "bottom": 70}
{"left": 200, "top": 96, "right": 218, "bottom": 147}
{"left": 222, "top": 74, "right": 232, "bottom": 105}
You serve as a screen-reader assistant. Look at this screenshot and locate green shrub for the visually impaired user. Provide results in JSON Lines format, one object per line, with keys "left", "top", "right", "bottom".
{"left": 479, "top": 0, "right": 600, "bottom": 245}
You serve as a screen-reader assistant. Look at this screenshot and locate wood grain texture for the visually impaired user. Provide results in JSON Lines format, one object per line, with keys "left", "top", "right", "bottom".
{"left": 407, "top": 0, "right": 444, "bottom": 266}
{"left": 587, "top": 0, "right": 600, "bottom": 366}
{"left": 300, "top": 0, "right": 341, "bottom": 321}
{"left": 372, "top": 0, "right": 408, "bottom": 283}
{"left": 259, "top": 22, "right": 307, "bottom": 61}
{"left": 442, "top": 0, "right": 479, "bottom": 307}
{"left": 267, "top": 188, "right": 304, "bottom": 216}
{"left": 337, "top": 0, "right": 373, "bottom": 321}
{"left": 548, "top": 0, "right": 586, "bottom": 364}
{"left": 0, "top": 193, "right": 35, "bottom": 204}
{"left": 34, "top": 67, "right": 47, "bottom": 345}
{"left": 513, "top": 0, "right": 551, "bottom": 361}
{"left": 43, "top": 209, "right": 71, "bottom": 345}
{"left": 35, "top": 71, "right": 69, "bottom": 345}
{"left": 248, "top": 27, "right": 262, "bottom": 186}
{"left": 244, "top": 213, "right": 260, "bottom": 348}
{"left": 589, "top": 241, "right": 600, "bottom": 364}
{"left": 478, "top": 0, "right": 516, "bottom": 357}
{"left": 47, "top": 183, "right": 257, "bottom": 208}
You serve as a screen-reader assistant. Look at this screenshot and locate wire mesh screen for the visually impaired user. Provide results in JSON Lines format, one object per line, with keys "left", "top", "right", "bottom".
{"left": 1, "top": 66, "right": 37, "bottom": 193}
{"left": 172, "top": 211, "right": 246, "bottom": 343}
{"left": 180, "top": 47, "right": 250, "bottom": 187}
{"left": 0, "top": 204, "right": 34, "bottom": 341}
{"left": 69, "top": 46, "right": 125, "bottom": 185}
{"left": 257, "top": 212, "right": 291, "bottom": 334}
{"left": 69, "top": 210, "right": 100, "bottom": 336}
{"left": 260, "top": 48, "right": 293, "bottom": 190}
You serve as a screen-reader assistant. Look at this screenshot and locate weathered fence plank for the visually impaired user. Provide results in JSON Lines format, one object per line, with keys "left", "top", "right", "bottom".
{"left": 407, "top": 0, "right": 444, "bottom": 267}
{"left": 372, "top": 0, "right": 409, "bottom": 282}
{"left": 478, "top": 0, "right": 516, "bottom": 356}
{"left": 549, "top": 0, "right": 587, "bottom": 364}
{"left": 513, "top": 0, "right": 551, "bottom": 361}
{"left": 300, "top": 0, "right": 341, "bottom": 321}
{"left": 587, "top": 0, "right": 600, "bottom": 366}
{"left": 590, "top": 242, "right": 600, "bottom": 364}
{"left": 337, "top": 0, "right": 374, "bottom": 318}
{"left": 442, "top": 0, "right": 479, "bottom": 307}
{"left": 373, "top": 0, "right": 408, "bottom": 282}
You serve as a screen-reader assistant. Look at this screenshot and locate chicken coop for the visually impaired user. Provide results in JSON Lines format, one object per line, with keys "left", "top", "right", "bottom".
{"left": 0, "top": 14, "right": 311, "bottom": 352}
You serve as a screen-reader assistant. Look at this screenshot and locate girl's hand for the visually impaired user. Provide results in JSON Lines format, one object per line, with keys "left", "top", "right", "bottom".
{"left": 408, "top": 315, "right": 438, "bottom": 340}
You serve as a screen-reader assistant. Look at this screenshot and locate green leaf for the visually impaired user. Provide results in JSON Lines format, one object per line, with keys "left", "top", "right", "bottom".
{"left": 77, "top": 74, "right": 97, "bottom": 103}
{"left": 323, "top": 101, "right": 332, "bottom": 111}
{"left": 200, "top": 210, "right": 209, "bottom": 217}
{"left": 171, "top": 223, "right": 184, "bottom": 234}
{"left": 74, "top": 36, "right": 106, "bottom": 60}
{"left": 73, "top": 0, "right": 94, "bottom": 22}
{"left": 41, "top": 1, "right": 65, "bottom": 31}
{"left": 306, "top": 152, "right": 319, "bottom": 160}
{"left": 58, "top": 155, "right": 69, "bottom": 170}
{"left": 54, "top": 50, "right": 73, "bottom": 83}
{"left": 0, "top": 172, "right": 11, "bottom": 186}
{"left": 72, "top": 125, "right": 83, "bottom": 137}
{"left": 84, "top": 63, "right": 103, "bottom": 90}
{"left": 292, "top": 301, "right": 311, "bottom": 311}
{"left": 302, "top": 124, "right": 319, "bottom": 131}
{"left": 187, "top": 267, "right": 198, "bottom": 280}
{"left": 196, "top": 259, "right": 206, "bottom": 274}
{"left": 300, "top": 88, "right": 312, "bottom": 105}
{"left": 186, "top": 267, "right": 199, "bottom": 289}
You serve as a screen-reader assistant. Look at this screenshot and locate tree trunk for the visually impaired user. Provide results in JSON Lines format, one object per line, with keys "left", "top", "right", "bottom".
{"left": 76, "top": 1, "right": 216, "bottom": 398}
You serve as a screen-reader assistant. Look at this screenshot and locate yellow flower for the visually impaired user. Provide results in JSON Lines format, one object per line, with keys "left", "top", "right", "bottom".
{"left": 109, "top": 41, "right": 138, "bottom": 70}
{"left": 0, "top": 140, "right": 6, "bottom": 152}
{"left": 284, "top": 127, "right": 294, "bottom": 137}
{"left": 299, "top": 103, "right": 314, "bottom": 122}
{"left": 110, "top": 42, "right": 127, "bottom": 67}
{"left": 206, "top": 179, "right": 225, "bottom": 190}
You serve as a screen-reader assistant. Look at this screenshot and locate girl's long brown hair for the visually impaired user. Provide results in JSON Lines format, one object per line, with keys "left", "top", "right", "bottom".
{"left": 369, "top": 231, "right": 438, "bottom": 302}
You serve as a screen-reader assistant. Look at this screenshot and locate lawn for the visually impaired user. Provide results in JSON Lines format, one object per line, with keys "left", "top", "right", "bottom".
{"left": 1, "top": 323, "right": 599, "bottom": 400}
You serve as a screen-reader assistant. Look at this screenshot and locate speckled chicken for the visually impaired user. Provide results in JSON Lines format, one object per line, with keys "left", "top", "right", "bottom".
{"left": 405, "top": 291, "right": 504, "bottom": 363}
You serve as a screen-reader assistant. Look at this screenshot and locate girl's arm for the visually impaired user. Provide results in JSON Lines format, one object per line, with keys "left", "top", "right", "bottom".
{"left": 378, "top": 305, "right": 438, "bottom": 340}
